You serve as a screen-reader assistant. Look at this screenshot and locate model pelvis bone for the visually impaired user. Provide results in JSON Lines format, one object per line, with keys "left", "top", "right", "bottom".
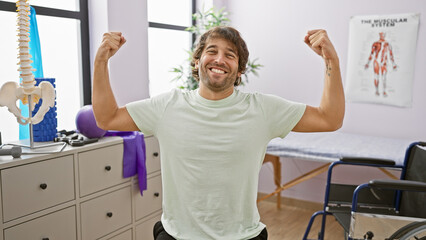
{"left": 0, "top": 0, "right": 55, "bottom": 125}
{"left": 0, "top": 81, "right": 55, "bottom": 125}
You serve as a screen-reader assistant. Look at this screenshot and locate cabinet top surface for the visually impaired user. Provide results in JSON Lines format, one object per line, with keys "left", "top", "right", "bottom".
{"left": 0, "top": 136, "right": 125, "bottom": 169}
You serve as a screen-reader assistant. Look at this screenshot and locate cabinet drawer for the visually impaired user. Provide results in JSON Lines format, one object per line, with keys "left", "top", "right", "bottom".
{"left": 107, "top": 229, "right": 132, "bottom": 240}
{"left": 79, "top": 144, "right": 128, "bottom": 197}
{"left": 145, "top": 136, "right": 160, "bottom": 174}
{"left": 135, "top": 214, "right": 161, "bottom": 240}
{"left": 1, "top": 155, "right": 75, "bottom": 222}
{"left": 134, "top": 174, "right": 162, "bottom": 221}
{"left": 81, "top": 186, "right": 132, "bottom": 240}
{"left": 4, "top": 206, "right": 77, "bottom": 240}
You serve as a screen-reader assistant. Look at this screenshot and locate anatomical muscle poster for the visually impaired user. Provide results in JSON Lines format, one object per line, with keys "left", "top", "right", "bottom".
{"left": 345, "top": 13, "right": 420, "bottom": 107}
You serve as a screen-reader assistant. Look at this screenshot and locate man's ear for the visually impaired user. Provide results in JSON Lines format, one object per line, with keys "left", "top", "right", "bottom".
{"left": 238, "top": 72, "right": 242, "bottom": 78}
{"left": 195, "top": 60, "right": 199, "bottom": 69}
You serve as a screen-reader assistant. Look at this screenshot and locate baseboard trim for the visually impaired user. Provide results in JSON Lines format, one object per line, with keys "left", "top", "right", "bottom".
{"left": 257, "top": 192, "right": 323, "bottom": 211}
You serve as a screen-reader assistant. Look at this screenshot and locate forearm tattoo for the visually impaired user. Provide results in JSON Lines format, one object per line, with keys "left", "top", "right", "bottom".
{"left": 326, "top": 63, "right": 331, "bottom": 77}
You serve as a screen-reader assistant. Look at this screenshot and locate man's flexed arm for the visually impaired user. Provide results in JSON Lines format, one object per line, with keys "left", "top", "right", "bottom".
{"left": 293, "top": 29, "right": 345, "bottom": 132}
{"left": 92, "top": 32, "right": 139, "bottom": 131}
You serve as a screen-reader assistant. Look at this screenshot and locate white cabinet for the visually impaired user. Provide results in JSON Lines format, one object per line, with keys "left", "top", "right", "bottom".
{"left": 1, "top": 155, "right": 75, "bottom": 222}
{"left": 0, "top": 135, "right": 162, "bottom": 240}
{"left": 145, "top": 136, "right": 161, "bottom": 174}
{"left": 79, "top": 143, "right": 129, "bottom": 197}
{"left": 81, "top": 186, "right": 132, "bottom": 240}
{"left": 134, "top": 175, "right": 162, "bottom": 221}
{"left": 108, "top": 230, "right": 132, "bottom": 240}
{"left": 4, "top": 206, "right": 77, "bottom": 240}
{"left": 135, "top": 214, "right": 162, "bottom": 240}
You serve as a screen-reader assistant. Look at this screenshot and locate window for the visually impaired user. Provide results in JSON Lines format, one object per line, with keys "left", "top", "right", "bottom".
{"left": 147, "top": 0, "right": 195, "bottom": 97}
{"left": 0, "top": 0, "right": 90, "bottom": 143}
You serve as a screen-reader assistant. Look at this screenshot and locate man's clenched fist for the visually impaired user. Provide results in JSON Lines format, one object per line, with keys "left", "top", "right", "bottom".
{"left": 95, "top": 32, "right": 126, "bottom": 63}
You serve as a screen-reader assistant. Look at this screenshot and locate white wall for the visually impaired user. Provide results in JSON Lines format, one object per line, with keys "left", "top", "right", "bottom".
{"left": 226, "top": 0, "right": 425, "bottom": 140}
{"left": 89, "top": 0, "right": 150, "bottom": 106}
{"left": 224, "top": 0, "right": 426, "bottom": 202}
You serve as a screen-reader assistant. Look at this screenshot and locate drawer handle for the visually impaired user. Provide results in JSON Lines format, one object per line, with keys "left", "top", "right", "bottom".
{"left": 40, "top": 183, "right": 48, "bottom": 190}
{"left": 106, "top": 212, "right": 113, "bottom": 218}
{"left": 153, "top": 152, "right": 159, "bottom": 157}
{"left": 154, "top": 192, "right": 160, "bottom": 197}
{"left": 42, "top": 238, "right": 50, "bottom": 240}
{"left": 105, "top": 165, "right": 112, "bottom": 171}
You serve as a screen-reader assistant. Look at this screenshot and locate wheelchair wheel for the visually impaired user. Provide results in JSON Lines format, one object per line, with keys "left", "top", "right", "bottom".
{"left": 386, "top": 221, "right": 426, "bottom": 240}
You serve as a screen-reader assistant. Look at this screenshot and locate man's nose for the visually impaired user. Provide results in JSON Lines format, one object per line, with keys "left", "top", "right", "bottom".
{"left": 213, "top": 53, "right": 226, "bottom": 65}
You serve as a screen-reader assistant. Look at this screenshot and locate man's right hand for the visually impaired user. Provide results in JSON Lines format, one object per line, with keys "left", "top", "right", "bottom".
{"left": 95, "top": 32, "right": 126, "bottom": 63}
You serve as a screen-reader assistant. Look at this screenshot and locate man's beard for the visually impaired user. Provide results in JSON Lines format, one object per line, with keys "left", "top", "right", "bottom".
{"left": 199, "top": 64, "right": 238, "bottom": 92}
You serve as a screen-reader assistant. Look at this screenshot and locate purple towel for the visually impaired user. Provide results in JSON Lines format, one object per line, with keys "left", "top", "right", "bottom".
{"left": 104, "top": 131, "right": 147, "bottom": 195}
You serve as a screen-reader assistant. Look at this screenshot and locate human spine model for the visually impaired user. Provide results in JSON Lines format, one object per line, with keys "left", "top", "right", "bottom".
{"left": 0, "top": 0, "right": 55, "bottom": 125}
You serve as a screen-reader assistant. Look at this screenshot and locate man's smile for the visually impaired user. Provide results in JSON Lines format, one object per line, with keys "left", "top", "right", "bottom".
{"left": 210, "top": 68, "right": 226, "bottom": 74}
{"left": 208, "top": 65, "right": 228, "bottom": 75}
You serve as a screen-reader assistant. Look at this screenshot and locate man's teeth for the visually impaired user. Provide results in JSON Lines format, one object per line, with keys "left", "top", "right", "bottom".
{"left": 211, "top": 68, "right": 225, "bottom": 74}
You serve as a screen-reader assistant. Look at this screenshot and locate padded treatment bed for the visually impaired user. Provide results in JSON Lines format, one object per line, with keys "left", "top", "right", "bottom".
{"left": 260, "top": 131, "right": 414, "bottom": 208}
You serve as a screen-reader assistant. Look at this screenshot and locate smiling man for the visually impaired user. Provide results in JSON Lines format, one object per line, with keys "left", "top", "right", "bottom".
{"left": 92, "top": 26, "right": 344, "bottom": 240}
{"left": 192, "top": 28, "right": 247, "bottom": 100}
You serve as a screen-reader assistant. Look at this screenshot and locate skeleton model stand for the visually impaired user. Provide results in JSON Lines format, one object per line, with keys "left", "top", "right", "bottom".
{"left": 0, "top": 0, "right": 65, "bottom": 152}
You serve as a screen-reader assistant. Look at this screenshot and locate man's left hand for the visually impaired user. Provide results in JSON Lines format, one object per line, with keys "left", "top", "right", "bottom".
{"left": 304, "top": 29, "right": 339, "bottom": 63}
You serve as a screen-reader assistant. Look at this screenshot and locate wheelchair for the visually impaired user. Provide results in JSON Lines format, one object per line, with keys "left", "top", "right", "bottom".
{"left": 303, "top": 141, "right": 426, "bottom": 240}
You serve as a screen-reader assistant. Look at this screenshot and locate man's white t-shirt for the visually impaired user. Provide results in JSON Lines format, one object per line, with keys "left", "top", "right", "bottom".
{"left": 126, "top": 89, "right": 306, "bottom": 240}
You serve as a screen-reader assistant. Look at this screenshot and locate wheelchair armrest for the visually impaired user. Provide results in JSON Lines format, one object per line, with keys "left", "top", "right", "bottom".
{"left": 369, "top": 179, "right": 426, "bottom": 192}
{"left": 325, "top": 158, "right": 399, "bottom": 207}
{"left": 340, "top": 157, "right": 395, "bottom": 166}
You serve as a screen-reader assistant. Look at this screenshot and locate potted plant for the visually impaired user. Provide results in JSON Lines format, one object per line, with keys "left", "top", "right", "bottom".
{"left": 171, "top": 7, "right": 263, "bottom": 91}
